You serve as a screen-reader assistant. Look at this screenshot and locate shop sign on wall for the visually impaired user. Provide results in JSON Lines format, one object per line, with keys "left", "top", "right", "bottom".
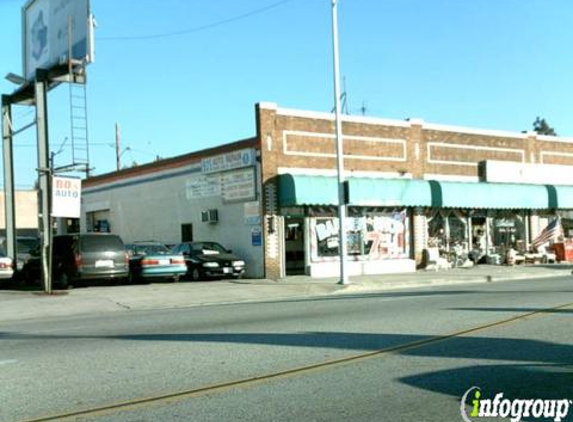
{"left": 244, "top": 201, "right": 261, "bottom": 225}
{"left": 251, "top": 225, "right": 262, "bottom": 246}
{"left": 185, "top": 174, "right": 220, "bottom": 200}
{"left": 201, "top": 149, "right": 255, "bottom": 174}
{"left": 186, "top": 165, "right": 256, "bottom": 202}
{"left": 221, "top": 167, "right": 256, "bottom": 202}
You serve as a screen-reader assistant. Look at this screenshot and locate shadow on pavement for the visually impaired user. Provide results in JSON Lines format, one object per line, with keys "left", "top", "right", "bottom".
{"left": 1, "top": 331, "right": 572, "bottom": 364}
{"left": 400, "top": 363, "right": 573, "bottom": 418}
{"left": 1, "top": 327, "right": 572, "bottom": 406}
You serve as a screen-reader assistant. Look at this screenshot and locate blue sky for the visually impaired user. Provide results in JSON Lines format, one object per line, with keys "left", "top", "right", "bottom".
{"left": 1, "top": 0, "right": 573, "bottom": 188}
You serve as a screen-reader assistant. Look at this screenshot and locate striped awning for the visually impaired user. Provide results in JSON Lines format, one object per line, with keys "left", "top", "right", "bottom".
{"left": 277, "top": 174, "right": 572, "bottom": 210}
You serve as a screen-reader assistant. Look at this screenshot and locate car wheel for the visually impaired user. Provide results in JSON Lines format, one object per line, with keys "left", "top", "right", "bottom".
{"left": 129, "top": 271, "right": 146, "bottom": 285}
{"left": 22, "top": 268, "right": 37, "bottom": 286}
{"left": 191, "top": 268, "right": 201, "bottom": 282}
{"left": 55, "top": 272, "right": 70, "bottom": 290}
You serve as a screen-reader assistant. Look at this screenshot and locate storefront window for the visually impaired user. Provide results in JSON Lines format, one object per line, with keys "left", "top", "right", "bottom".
{"left": 427, "top": 212, "right": 447, "bottom": 249}
{"left": 314, "top": 217, "right": 339, "bottom": 258}
{"left": 559, "top": 212, "right": 573, "bottom": 239}
{"left": 492, "top": 212, "right": 526, "bottom": 250}
{"left": 346, "top": 217, "right": 365, "bottom": 256}
{"left": 314, "top": 217, "right": 363, "bottom": 257}
{"left": 311, "top": 211, "right": 408, "bottom": 261}
{"left": 363, "top": 212, "right": 407, "bottom": 258}
{"left": 449, "top": 211, "right": 469, "bottom": 252}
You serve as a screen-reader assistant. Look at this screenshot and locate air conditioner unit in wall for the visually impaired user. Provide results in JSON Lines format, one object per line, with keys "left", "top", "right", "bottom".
{"left": 201, "top": 209, "right": 219, "bottom": 224}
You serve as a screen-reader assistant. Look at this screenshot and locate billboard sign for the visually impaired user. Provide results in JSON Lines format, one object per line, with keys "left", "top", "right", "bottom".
{"left": 52, "top": 176, "right": 81, "bottom": 218}
{"left": 22, "top": 0, "right": 93, "bottom": 81}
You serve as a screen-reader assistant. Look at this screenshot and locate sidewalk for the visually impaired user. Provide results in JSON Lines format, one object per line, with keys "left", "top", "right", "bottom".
{"left": 0, "top": 264, "right": 571, "bottom": 323}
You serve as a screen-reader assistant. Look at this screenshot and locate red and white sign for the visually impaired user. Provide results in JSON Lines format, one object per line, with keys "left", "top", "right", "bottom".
{"left": 52, "top": 176, "right": 82, "bottom": 218}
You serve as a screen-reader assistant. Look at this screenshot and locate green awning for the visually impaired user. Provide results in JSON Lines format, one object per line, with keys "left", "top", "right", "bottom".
{"left": 433, "top": 180, "right": 549, "bottom": 209}
{"left": 278, "top": 174, "right": 558, "bottom": 210}
{"left": 552, "top": 185, "right": 573, "bottom": 209}
{"left": 277, "top": 175, "right": 432, "bottom": 207}
{"left": 348, "top": 178, "right": 432, "bottom": 207}
{"left": 278, "top": 174, "right": 339, "bottom": 206}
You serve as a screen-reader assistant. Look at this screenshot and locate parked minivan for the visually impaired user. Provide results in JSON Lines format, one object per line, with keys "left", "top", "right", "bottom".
{"left": 22, "top": 233, "right": 129, "bottom": 288}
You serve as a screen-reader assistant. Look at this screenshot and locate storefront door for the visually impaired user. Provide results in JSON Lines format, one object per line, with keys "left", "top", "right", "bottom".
{"left": 284, "top": 217, "right": 305, "bottom": 275}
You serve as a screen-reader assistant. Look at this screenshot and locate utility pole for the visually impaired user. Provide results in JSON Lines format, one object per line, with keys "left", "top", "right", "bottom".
{"left": 115, "top": 122, "right": 121, "bottom": 171}
{"left": 331, "top": 0, "right": 349, "bottom": 285}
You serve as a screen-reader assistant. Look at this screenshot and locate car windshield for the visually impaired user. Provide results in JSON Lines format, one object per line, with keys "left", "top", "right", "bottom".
{"left": 17, "top": 238, "right": 39, "bottom": 254}
{"left": 80, "top": 235, "right": 124, "bottom": 252}
{"left": 0, "top": 237, "right": 39, "bottom": 254}
{"left": 132, "top": 244, "right": 169, "bottom": 255}
{"left": 192, "top": 242, "right": 227, "bottom": 255}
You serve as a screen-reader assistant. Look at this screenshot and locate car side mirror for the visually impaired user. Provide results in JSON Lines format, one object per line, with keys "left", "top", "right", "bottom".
{"left": 226, "top": 249, "right": 232, "bottom": 254}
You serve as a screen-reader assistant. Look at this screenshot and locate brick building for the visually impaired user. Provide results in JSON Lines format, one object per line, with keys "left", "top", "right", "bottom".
{"left": 82, "top": 102, "right": 573, "bottom": 279}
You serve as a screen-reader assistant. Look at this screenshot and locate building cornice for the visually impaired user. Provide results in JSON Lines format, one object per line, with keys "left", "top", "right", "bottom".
{"left": 258, "top": 102, "right": 573, "bottom": 142}
{"left": 84, "top": 137, "right": 258, "bottom": 188}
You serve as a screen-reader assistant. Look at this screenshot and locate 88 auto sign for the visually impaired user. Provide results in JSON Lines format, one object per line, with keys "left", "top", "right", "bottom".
{"left": 52, "top": 176, "right": 82, "bottom": 218}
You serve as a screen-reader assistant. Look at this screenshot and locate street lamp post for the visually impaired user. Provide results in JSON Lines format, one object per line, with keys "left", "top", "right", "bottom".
{"left": 331, "top": 0, "right": 349, "bottom": 285}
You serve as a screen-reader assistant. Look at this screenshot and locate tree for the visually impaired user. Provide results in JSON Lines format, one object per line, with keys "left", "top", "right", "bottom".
{"left": 533, "top": 116, "right": 557, "bottom": 136}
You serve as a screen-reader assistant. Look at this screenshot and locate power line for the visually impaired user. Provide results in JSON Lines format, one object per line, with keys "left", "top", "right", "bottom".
{"left": 99, "top": 0, "right": 296, "bottom": 41}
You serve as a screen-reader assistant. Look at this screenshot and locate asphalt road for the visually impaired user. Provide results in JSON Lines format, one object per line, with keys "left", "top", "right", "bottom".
{"left": 2, "top": 277, "right": 573, "bottom": 422}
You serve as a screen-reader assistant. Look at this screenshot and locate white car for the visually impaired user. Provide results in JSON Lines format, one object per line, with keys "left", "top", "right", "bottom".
{"left": 0, "top": 252, "right": 14, "bottom": 281}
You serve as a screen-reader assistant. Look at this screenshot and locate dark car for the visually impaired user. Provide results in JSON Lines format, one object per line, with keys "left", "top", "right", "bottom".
{"left": 171, "top": 241, "right": 246, "bottom": 281}
{"left": 22, "top": 233, "right": 129, "bottom": 288}
{"left": 0, "top": 236, "right": 39, "bottom": 272}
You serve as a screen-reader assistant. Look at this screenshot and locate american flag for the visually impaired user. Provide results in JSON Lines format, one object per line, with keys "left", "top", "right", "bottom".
{"left": 532, "top": 218, "right": 563, "bottom": 249}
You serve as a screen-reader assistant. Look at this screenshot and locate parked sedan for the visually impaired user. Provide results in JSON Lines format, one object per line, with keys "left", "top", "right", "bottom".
{"left": 171, "top": 241, "right": 246, "bottom": 281}
{"left": 126, "top": 242, "right": 187, "bottom": 283}
{"left": 0, "top": 250, "right": 14, "bottom": 283}
{"left": 0, "top": 236, "right": 39, "bottom": 272}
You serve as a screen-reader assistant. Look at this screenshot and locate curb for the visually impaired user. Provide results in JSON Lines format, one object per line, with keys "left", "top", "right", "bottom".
{"left": 334, "top": 271, "right": 572, "bottom": 294}
{"left": 0, "top": 271, "right": 570, "bottom": 324}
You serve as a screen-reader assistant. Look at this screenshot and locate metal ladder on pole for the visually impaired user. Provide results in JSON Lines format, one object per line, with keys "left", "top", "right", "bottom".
{"left": 68, "top": 79, "right": 90, "bottom": 176}
{"left": 63, "top": 13, "right": 90, "bottom": 177}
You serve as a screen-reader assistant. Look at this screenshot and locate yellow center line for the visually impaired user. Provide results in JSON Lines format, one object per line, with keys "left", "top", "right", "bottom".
{"left": 17, "top": 301, "right": 573, "bottom": 422}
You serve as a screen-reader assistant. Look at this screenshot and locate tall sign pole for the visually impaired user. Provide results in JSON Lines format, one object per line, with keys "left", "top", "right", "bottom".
{"left": 35, "top": 69, "right": 52, "bottom": 294}
{"left": 2, "top": 96, "right": 17, "bottom": 262}
{"left": 331, "top": 0, "right": 349, "bottom": 285}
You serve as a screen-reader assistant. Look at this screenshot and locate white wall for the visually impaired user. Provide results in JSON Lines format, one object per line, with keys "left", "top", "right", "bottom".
{"left": 0, "top": 190, "right": 38, "bottom": 230}
{"left": 309, "top": 260, "right": 416, "bottom": 277}
{"left": 82, "top": 162, "right": 264, "bottom": 278}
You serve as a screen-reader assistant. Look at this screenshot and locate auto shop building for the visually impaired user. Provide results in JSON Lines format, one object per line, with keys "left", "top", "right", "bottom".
{"left": 82, "top": 102, "right": 573, "bottom": 279}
